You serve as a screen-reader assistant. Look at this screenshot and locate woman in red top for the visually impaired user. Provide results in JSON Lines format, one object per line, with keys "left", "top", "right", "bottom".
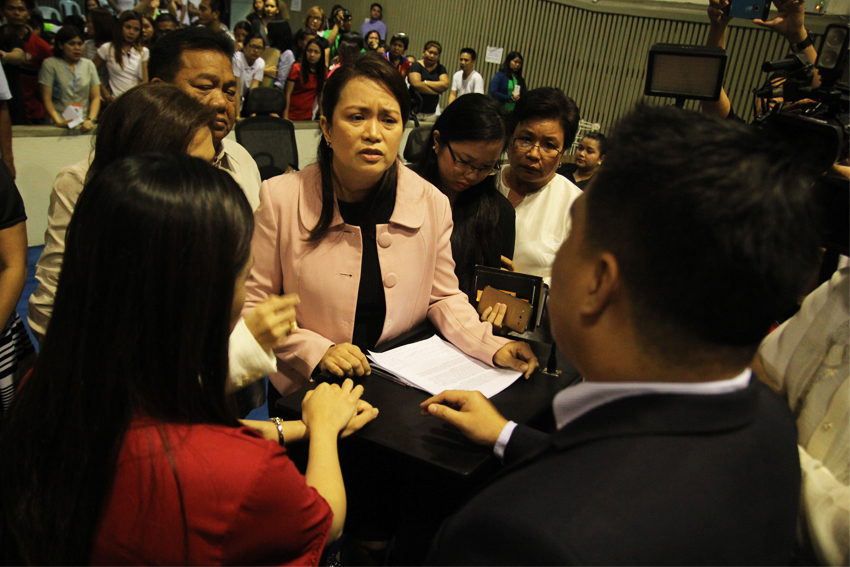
{"left": 284, "top": 37, "right": 326, "bottom": 120}
{"left": 0, "top": 154, "right": 377, "bottom": 565}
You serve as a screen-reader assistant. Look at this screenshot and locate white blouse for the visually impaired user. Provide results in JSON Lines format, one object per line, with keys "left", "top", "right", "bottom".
{"left": 96, "top": 42, "right": 149, "bottom": 97}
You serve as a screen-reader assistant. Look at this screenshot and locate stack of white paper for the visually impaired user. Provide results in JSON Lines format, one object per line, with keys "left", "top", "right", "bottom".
{"left": 367, "top": 335, "right": 521, "bottom": 398}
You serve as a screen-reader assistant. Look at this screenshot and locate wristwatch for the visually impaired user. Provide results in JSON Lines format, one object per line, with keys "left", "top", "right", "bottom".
{"left": 792, "top": 33, "right": 814, "bottom": 52}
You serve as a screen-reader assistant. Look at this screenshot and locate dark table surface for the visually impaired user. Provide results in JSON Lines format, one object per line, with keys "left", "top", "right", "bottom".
{"left": 277, "top": 325, "right": 581, "bottom": 479}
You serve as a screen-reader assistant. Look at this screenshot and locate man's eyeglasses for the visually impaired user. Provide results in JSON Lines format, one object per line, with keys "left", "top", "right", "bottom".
{"left": 445, "top": 141, "right": 500, "bottom": 175}
{"left": 512, "top": 136, "right": 563, "bottom": 158}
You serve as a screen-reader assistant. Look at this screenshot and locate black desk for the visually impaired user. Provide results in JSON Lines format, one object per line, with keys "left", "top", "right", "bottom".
{"left": 277, "top": 326, "right": 581, "bottom": 480}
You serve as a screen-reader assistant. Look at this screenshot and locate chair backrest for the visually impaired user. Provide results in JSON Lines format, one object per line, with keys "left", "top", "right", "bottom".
{"left": 403, "top": 125, "right": 432, "bottom": 164}
{"left": 58, "top": 0, "right": 82, "bottom": 17}
{"left": 37, "top": 5, "right": 63, "bottom": 22}
{"left": 242, "top": 86, "right": 286, "bottom": 117}
{"left": 569, "top": 119, "right": 601, "bottom": 155}
{"left": 235, "top": 115, "right": 298, "bottom": 179}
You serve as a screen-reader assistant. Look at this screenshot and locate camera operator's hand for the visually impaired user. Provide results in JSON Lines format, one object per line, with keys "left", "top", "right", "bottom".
{"left": 755, "top": 0, "right": 806, "bottom": 45}
{"left": 707, "top": 0, "right": 731, "bottom": 30}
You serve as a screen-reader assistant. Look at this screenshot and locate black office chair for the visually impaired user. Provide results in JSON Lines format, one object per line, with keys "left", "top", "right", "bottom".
{"left": 235, "top": 116, "right": 299, "bottom": 180}
{"left": 402, "top": 125, "right": 432, "bottom": 164}
{"left": 242, "top": 86, "right": 286, "bottom": 116}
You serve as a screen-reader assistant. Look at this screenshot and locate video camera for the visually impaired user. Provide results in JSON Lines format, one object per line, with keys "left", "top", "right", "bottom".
{"left": 754, "top": 24, "right": 848, "bottom": 173}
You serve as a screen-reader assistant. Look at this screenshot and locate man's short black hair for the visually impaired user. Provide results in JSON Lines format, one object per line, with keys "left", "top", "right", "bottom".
{"left": 155, "top": 12, "right": 178, "bottom": 24}
{"left": 586, "top": 105, "right": 821, "bottom": 360}
{"left": 370, "top": 2, "right": 382, "bottom": 11}
{"left": 206, "top": 0, "right": 227, "bottom": 21}
{"left": 389, "top": 32, "right": 408, "bottom": 50}
{"left": 149, "top": 27, "right": 235, "bottom": 82}
{"left": 460, "top": 47, "right": 477, "bottom": 60}
{"left": 508, "top": 87, "right": 579, "bottom": 150}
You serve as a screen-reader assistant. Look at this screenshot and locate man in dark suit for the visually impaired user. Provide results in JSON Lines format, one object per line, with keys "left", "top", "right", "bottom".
{"left": 422, "top": 105, "right": 822, "bottom": 565}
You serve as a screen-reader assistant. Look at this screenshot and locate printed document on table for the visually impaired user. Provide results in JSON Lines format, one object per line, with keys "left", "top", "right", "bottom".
{"left": 367, "top": 335, "right": 521, "bottom": 398}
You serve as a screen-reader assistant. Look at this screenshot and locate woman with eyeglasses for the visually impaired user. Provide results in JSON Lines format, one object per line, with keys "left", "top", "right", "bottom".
{"left": 412, "top": 93, "right": 514, "bottom": 302}
{"left": 497, "top": 87, "right": 582, "bottom": 286}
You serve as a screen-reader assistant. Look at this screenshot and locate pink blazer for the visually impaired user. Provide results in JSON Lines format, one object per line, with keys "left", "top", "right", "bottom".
{"left": 244, "top": 163, "right": 510, "bottom": 395}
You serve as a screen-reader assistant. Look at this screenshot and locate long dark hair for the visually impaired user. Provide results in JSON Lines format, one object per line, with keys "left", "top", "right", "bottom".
{"left": 499, "top": 50, "right": 525, "bottom": 83}
{"left": 0, "top": 153, "right": 253, "bottom": 564}
{"left": 88, "top": 7, "right": 114, "bottom": 47}
{"left": 299, "top": 37, "right": 327, "bottom": 90}
{"left": 88, "top": 83, "right": 215, "bottom": 180}
{"left": 112, "top": 10, "right": 143, "bottom": 69}
{"left": 310, "top": 56, "right": 410, "bottom": 241}
{"left": 413, "top": 93, "right": 508, "bottom": 297}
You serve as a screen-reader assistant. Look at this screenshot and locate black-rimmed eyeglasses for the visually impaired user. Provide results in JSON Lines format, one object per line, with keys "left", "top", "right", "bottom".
{"left": 445, "top": 141, "right": 501, "bottom": 175}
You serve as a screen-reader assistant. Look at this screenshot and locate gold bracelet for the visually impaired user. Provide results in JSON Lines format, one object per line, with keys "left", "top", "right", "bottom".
{"left": 269, "top": 417, "right": 284, "bottom": 445}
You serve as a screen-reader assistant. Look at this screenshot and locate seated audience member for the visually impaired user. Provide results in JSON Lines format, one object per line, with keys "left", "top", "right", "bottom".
{"left": 424, "top": 105, "right": 821, "bottom": 566}
{"left": 302, "top": 5, "right": 325, "bottom": 36}
{"left": 246, "top": 0, "right": 264, "bottom": 24}
{"left": 412, "top": 93, "right": 514, "bottom": 302}
{"left": 0, "top": 23, "right": 26, "bottom": 126}
{"left": 39, "top": 25, "right": 101, "bottom": 132}
{"left": 28, "top": 83, "right": 216, "bottom": 345}
{"left": 292, "top": 26, "right": 316, "bottom": 59}
{"left": 233, "top": 32, "right": 265, "bottom": 118}
{"left": 82, "top": 7, "right": 113, "bottom": 60}
{"left": 233, "top": 19, "right": 253, "bottom": 51}
{"left": 409, "top": 40, "right": 449, "bottom": 121}
{"left": 359, "top": 2, "right": 385, "bottom": 40}
{"left": 383, "top": 32, "right": 410, "bottom": 79}
{"left": 2, "top": 153, "right": 378, "bottom": 564}
{"left": 489, "top": 51, "right": 526, "bottom": 111}
{"left": 94, "top": 11, "right": 149, "bottom": 103}
{"left": 252, "top": 0, "right": 291, "bottom": 50}
{"left": 497, "top": 87, "right": 582, "bottom": 285}
{"left": 320, "top": 6, "right": 351, "bottom": 61}
{"left": 328, "top": 31, "right": 362, "bottom": 74}
{"left": 557, "top": 132, "right": 606, "bottom": 190}
{"left": 196, "top": 0, "right": 233, "bottom": 41}
{"left": 701, "top": 0, "right": 818, "bottom": 120}
{"left": 0, "top": 159, "right": 35, "bottom": 420}
{"left": 447, "top": 47, "right": 483, "bottom": 106}
{"left": 1, "top": 0, "right": 52, "bottom": 123}
{"left": 148, "top": 27, "right": 263, "bottom": 211}
{"left": 364, "top": 29, "right": 380, "bottom": 52}
{"left": 284, "top": 37, "right": 325, "bottom": 120}
{"left": 140, "top": 13, "right": 155, "bottom": 48}
{"left": 153, "top": 12, "right": 178, "bottom": 41}
{"left": 754, "top": 267, "right": 849, "bottom": 566}
{"left": 271, "top": 28, "right": 295, "bottom": 91}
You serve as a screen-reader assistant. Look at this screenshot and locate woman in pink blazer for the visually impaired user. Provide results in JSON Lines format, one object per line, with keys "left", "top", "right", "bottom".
{"left": 244, "top": 57, "right": 538, "bottom": 398}
{"left": 243, "top": 56, "right": 539, "bottom": 561}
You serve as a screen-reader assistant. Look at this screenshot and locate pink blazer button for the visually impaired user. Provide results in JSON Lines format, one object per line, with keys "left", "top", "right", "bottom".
{"left": 378, "top": 233, "right": 393, "bottom": 248}
{"left": 384, "top": 273, "right": 398, "bottom": 288}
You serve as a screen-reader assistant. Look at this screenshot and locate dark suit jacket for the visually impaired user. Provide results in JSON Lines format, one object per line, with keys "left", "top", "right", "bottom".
{"left": 427, "top": 378, "right": 801, "bottom": 565}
